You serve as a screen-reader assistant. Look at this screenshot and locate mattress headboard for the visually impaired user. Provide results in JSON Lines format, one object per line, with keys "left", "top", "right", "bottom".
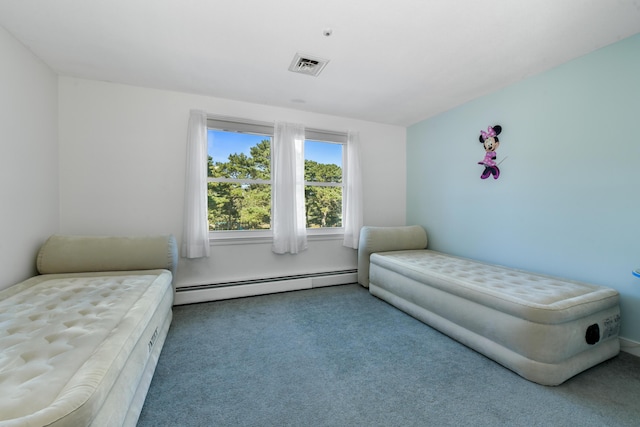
{"left": 37, "top": 234, "right": 178, "bottom": 279}
{"left": 357, "top": 225, "right": 427, "bottom": 288}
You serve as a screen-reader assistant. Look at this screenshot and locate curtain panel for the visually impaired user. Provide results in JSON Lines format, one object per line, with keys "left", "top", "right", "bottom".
{"left": 272, "top": 122, "right": 308, "bottom": 254}
{"left": 343, "top": 131, "right": 364, "bottom": 249}
{"left": 181, "top": 110, "right": 210, "bottom": 258}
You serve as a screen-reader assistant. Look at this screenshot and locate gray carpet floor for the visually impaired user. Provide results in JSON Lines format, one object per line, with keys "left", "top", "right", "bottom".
{"left": 138, "top": 284, "right": 640, "bottom": 426}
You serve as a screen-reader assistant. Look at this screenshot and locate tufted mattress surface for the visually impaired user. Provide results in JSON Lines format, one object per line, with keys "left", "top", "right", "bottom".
{"left": 0, "top": 270, "right": 172, "bottom": 426}
{"left": 371, "top": 250, "right": 619, "bottom": 325}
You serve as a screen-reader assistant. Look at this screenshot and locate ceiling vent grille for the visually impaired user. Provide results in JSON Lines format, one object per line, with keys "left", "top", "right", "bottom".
{"left": 288, "top": 53, "right": 329, "bottom": 77}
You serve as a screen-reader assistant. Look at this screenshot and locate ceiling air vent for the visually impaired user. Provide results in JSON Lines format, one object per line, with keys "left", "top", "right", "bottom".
{"left": 288, "top": 53, "right": 329, "bottom": 77}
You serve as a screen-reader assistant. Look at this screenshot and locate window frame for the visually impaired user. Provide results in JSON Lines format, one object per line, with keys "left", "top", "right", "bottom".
{"left": 206, "top": 116, "right": 347, "bottom": 244}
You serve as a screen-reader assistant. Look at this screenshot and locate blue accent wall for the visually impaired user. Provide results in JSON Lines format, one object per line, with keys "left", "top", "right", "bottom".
{"left": 407, "top": 33, "right": 640, "bottom": 341}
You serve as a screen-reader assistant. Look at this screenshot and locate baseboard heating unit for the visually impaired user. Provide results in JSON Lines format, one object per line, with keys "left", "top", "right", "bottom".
{"left": 174, "top": 269, "right": 357, "bottom": 305}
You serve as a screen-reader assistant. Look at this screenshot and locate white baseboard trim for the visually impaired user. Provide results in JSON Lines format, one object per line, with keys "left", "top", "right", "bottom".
{"left": 174, "top": 270, "right": 357, "bottom": 305}
{"left": 620, "top": 337, "right": 640, "bottom": 357}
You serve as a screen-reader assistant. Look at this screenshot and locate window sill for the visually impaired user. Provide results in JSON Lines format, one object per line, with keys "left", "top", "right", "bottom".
{"left": 209, "top": 229, "right": 345, "bottom": 246}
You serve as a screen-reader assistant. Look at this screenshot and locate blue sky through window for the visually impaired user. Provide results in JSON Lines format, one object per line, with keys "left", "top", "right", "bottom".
{"left": 208, "top": 130, "right": 342, "bottom": 166}
{"left": 305, "top": 140, "right": 342, "bottom": 166}
{"left": 207, "top": 130, "right": 266, "bottom": 164}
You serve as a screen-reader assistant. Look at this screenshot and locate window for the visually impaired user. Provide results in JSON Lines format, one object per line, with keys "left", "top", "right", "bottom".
{"left": 206, "top": 117, "right": 346, "bottom": 236}
{"left": 207, "top": 129, "right": 271, "bottom": 231}
{"left": 304, "top": 140, "right": 343, "bottom": 228}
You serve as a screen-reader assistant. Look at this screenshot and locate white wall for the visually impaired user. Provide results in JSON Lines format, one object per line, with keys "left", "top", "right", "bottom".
{"left": 406, "top": 34, "right": 640, "bottom": 342}
{"left": 0, "top": 26, "right": 58, "bottom": 290}
{"left": 58, "top": 78, "right": 406, "bottom": 289}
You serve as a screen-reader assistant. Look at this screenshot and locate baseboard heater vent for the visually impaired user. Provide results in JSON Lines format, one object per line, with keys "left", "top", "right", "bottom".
{"left": 174, "top": 269, "right": 358, "bottom": 305}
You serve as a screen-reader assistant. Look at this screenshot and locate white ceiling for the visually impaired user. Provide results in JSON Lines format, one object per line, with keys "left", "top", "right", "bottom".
{"left": 1, "top": 0, "right": 639, "bottom": 126}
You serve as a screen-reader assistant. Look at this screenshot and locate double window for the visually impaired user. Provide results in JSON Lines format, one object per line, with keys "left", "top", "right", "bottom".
{"left": 206, "top": 117, "right": 345, "bottom": 236}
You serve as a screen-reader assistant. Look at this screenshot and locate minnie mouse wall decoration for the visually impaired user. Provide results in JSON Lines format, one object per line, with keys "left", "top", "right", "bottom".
{"left": 478, "top": 125, "right": 502, "bottom": 179}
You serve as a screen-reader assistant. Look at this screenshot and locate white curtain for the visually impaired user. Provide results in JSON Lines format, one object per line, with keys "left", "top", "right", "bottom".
{"left": 343, "top": 130, "right": 364, "bottom": 249}
{"left": 272, "top": 122, "right": 307, "bottom": 254}
{"left": 181, "top": 110, "right": 210, "bottom": 258}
